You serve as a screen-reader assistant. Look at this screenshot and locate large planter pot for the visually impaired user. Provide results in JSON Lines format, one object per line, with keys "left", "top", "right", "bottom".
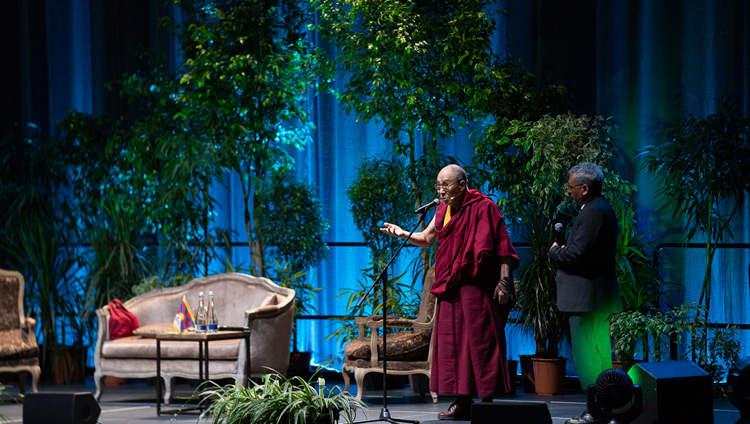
{"left": 104, "top": 376, "right": 127, "bottom": 386}
{"left": 519, "top": 354, "right": 536, "bottom": 393}
{"left": 612, "top": 359, "right": 641, "bottom": 373}
{"left": 507, "top": 359, "right": 518, "bottom": 396}
{"left": 288, "top": 351, "right": 312, "bottom": 379}
{"left": 48, "top": 346, "right": 84, "bottom": 385}
{"left": 531, "top": 357, "right": 566, "bottom": 396}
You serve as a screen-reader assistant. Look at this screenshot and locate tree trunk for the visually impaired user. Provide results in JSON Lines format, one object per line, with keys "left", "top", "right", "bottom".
{"left": 252, "top": 188, "right": 265, "bottom": 278}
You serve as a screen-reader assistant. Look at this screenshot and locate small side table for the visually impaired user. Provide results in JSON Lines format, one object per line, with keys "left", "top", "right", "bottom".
{"left": 155, "top": 330, "right": 251, "bottom": 416}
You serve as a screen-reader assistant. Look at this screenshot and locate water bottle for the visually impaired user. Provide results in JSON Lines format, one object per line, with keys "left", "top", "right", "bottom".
{"left": 207, "top": 291, "right": 218, "bottom": 333}
{"left": 196, "top": 292, "right": 207, "bottom": 334}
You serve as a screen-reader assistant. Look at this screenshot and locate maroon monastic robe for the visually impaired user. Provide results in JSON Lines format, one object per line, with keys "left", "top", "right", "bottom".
{"left": 430, "top": 189, "right": 519, "bottom": 398}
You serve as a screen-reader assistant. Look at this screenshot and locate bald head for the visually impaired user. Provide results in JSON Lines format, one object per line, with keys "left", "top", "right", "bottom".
{"left": 436, "top": 164, "right": 468, "bottom": 209}
{"left": 439, "top": 164, "right": 467, "bottom": 184}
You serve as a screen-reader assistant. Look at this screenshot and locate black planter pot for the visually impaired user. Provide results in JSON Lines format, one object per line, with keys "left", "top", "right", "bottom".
{"left": 288, "top": 351, "right": 312, "bottom": 379}
{"left": 315, "top": 406, "right": 340, "bottom": 424}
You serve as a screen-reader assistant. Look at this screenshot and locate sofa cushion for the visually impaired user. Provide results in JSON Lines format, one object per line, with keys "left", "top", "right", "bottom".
{"left": 344, "top": 331, "right": 430, "bottom": 361}
{"left": 101, "top": 337, "right": 241, "bottom": 360}
{"left": 99, "top": 357, "right": 239, "bottom": 375}
{"left": 133, "top": 323, "right": 175, "bottom": 338}
{"left": 344, "top": 357, "right": 430, "bottom": 371}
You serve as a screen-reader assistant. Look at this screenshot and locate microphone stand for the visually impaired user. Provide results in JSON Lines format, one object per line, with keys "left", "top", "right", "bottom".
{"left": 351, "top": 211, "right": 430, "bottom": 424}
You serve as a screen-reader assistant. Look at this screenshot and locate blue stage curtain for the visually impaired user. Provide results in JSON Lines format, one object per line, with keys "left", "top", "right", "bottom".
{"left": 15, "top": 0, "right": 750, "bottom": 372}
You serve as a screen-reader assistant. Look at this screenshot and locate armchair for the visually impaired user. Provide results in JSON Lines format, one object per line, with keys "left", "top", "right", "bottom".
{"left": 342, "top": 267, "right": 437, "bottom": 403}
{"left": 0, "top": 269, "right": 41, "bottom": 393}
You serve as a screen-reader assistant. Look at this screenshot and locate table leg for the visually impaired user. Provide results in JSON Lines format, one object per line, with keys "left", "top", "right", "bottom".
{"left": 198, "top": 340, "right": 204, "bottom": 381}
{"left": 156, "top": 339, "right": 162, "bottom": 415}
{"left": 198, "top": 340, "right": 207, "bottom": 412}
{"left": 204, "top": 340, "right": 209, "bottom": 382}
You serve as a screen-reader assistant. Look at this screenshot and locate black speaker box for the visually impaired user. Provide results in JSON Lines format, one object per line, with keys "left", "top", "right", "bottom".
{"left": 23, "top": 392, "right": 101, "bottom": 424}
{"left": 471, "top": 400, "right": 552, "bottom": 424}
{"left": 629, "top": 360, "right": 713, "bottom": 424}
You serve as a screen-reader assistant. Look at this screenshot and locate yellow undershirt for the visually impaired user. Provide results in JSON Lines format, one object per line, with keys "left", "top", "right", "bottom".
{"left": 443, "top": 205, "right": 452, "bottom": 227}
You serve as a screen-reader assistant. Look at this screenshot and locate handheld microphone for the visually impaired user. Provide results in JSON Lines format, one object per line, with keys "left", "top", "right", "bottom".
{"left": 414, "top": 198, "right": 440, "bottom": 214}
{"left": 554, "top": 222, "right": 565, "bottom": 245}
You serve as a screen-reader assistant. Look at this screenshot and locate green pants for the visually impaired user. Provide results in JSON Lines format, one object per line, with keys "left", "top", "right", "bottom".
{"left": 568, "top": 310, "right": 613, "bottom": 391}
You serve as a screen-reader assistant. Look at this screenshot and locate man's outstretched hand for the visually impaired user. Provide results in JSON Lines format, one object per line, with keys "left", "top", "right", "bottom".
{"left": 380, "top": 222, "right": 405, "bottom": 239}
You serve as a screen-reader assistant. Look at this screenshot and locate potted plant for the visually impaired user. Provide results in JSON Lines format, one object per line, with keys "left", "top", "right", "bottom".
{"left": 257, "top": 169, "right": 330, "bottom": 376}
{"left": 323, "top": 155, "right": 421, "bottom": 388}
{"left": 609, "top": 302, "right": 740, "bottom": 394}
{"left": 640, "top": 98, "right": 750, "bottom": 364}
{"left": 0, "top": 123, "right": 88, "bottom": 383}
{"left": 609, "top": 196, "right": 670, "bottom": 370}
{"left": 473, "top": 113, "right": 630, "bottom": 395}
{"left": 199, "top": 369, "right": 365, "bottom": 424}
{"left": 609, "top": 309, "right": 674, "bottom": 365}
{"left": 342, "top": 155, "right": 421, "bottom": 319}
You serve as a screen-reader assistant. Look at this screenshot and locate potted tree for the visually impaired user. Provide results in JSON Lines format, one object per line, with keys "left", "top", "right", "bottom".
{"left": 326, "top": 155, "right": 421, "bottom": 389}
{"left": 258, "top": 169, "right": 330, "bottom": 377}
{"left": 313, "top": 0, "right": 516, "bottom": 276}
{"left": 148, "top": 0, "right": 319, "bottom": 279}
{"left": 0, "top": 123, "right": 87, "bottom": 384}
{"left": 473, "top": 113, "right": 630, "bottom": 395}
{"left": 640, "top": 99, "right": 750, "bottom": 365}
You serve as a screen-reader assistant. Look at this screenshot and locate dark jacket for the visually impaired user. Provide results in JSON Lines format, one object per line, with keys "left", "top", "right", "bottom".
{"left": 548, "top": 196, "right": 620, "bottom": 313}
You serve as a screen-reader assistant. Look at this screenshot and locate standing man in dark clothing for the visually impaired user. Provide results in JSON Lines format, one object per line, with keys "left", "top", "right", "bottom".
{"left": 548, "top": 162, "right": 621, "bottom": 424}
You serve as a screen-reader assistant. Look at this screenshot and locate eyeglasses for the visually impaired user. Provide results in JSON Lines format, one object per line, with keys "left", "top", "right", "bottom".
{"left": 566, "top": 183, "right": 584, "bottom": 192}
{"left": 434, "top": 180, "right": 458, "bottom": 191}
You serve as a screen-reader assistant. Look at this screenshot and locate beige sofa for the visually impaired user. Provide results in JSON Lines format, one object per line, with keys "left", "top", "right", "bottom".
{"left": 93, "top": 272, "right": 295, "bottom": 402}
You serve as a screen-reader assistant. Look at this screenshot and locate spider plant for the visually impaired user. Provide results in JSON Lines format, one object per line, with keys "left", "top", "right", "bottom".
{"left": 198, "top": 369, "right": 366, "bottom": 424}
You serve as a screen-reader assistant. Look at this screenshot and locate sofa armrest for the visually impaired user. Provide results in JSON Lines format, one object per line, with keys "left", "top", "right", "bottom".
{"left": 245, "top": 291, "right": 295, "bottom": 322}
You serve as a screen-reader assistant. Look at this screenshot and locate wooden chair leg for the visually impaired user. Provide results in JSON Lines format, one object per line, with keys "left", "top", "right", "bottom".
{"left": 342, "top": 368, "right": 351, "bottom": 394}
{"left": 18, "top": 371, "right": 27, "bottom": 394}
{"left": 31, "top": 366, "right": 40, "bottom": 393}
{"left": 353, "top": 368, "right": 369, "bottom": 400}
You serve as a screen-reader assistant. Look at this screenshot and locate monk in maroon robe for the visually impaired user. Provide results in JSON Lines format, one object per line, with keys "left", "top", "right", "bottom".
{"left": 381, "top": 164, "right": 519, "bottom": 420}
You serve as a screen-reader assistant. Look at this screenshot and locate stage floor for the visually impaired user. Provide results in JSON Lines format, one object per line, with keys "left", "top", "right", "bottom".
{"left": 0, "top": 376, "right": 742, "bottom": 423}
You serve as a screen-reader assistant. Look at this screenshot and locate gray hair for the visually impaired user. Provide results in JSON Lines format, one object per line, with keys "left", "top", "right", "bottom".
{"left": 569, "top": 162, "right": 604, "bottom": 194}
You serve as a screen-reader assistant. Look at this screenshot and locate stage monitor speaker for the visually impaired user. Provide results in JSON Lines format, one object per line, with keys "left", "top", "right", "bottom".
{"left": 23, "top": 392, "right": 101, "bottom": 424}
{"left": 471, "top": 400, "right": 552, "bottom": 424}
{"left": 629, "top": 359, "right": 713, "bottom": 424}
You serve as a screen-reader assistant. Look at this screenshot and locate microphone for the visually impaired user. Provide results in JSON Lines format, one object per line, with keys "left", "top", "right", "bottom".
{"left": 554, "top": 222, "right": 565, "bottom": 245}
{"left": 414, "top": 198, "right": 440, "bottom": 214}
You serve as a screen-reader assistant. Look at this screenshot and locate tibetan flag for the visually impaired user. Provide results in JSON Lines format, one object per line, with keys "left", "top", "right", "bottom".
{"left": 173, "top": 295, "right": 195, "bottom": 332}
